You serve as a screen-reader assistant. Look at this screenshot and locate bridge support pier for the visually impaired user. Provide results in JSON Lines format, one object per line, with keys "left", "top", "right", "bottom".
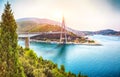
{"left": 25, "top": 37, "right": 30, "bottom": 48}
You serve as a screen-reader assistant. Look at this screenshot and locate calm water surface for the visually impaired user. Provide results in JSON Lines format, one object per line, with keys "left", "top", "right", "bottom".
{"left": 18, "top": 35, "right": 120, "bottom": 77}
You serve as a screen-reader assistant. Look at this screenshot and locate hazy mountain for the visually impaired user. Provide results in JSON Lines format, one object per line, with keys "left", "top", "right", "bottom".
{"left": 17, "top": 18, "right": 60, "bottom": 25}
{"left": 94, "top": 29, "right": 120, "bottom": 35}
{"left": 16, "top": 17, "right": 120, "bottom": 36}
{"left": 16, "top": 17, "right": 85, "bottom": 36}
{"left": 79, "top": 29, "right": 120, "bottom": 36}
{"left": 17, "top": 18, "right": 60, "bottom": 32}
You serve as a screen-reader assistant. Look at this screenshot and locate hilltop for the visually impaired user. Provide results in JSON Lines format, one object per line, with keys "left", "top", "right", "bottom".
{"left": 17, "top": 18, "right": 92, "bottom": 44}
{"left": 17, "top": 18, "right": 60, "bottom": 32}
{"left": 16, "top": 18, "right": 120, "bottom": 36}
{"left": 79, "top": 29, "right": 120, "bottom": 36}
{"left": 16, "top": 18, "right": 85, "bottom": 36}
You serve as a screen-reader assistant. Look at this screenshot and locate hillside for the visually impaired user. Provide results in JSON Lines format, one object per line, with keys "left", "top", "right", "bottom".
{"left": 17, "top": 18, "right": 60, "bottom": 32}
{"left": 16, "top": 18, "right": 85, "bottom": 36}
{"left": 17, "top": 18, "right": 60, "bottom": 25}
{"left": 17, "top": 18, "right": 91, "bottom": 43}
{"left": 17, "top": 24, "right": 62, "bottom": 32}
{"left": 18, "top": 47, "right": 87, "bottom": 77}
{"left": 79, "top": 29, "right": 120, "bottom": 36}
{"left": 95, "top": 29, "right": 120, "bottom": 35}
{"left": 17, "top": 18, "right": 120, "bottom": 36}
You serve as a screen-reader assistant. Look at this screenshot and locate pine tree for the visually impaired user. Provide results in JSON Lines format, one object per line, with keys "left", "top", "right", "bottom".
{"left": 0, "top": 2, "right": 25, "bottom": 77}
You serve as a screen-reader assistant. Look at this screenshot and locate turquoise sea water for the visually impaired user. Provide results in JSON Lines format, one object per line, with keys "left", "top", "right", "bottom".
{"left": 18, "top": 35, "right": 120, "bottom": 77}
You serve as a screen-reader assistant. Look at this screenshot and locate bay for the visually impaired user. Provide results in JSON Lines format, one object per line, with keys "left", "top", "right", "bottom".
{"left": 18, "top": 35, "right": 120, "bottom": 77}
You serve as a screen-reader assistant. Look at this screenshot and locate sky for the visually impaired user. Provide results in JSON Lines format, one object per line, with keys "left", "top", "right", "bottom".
{"left": 0, "top": 0, "right": 120, "bottom": 31}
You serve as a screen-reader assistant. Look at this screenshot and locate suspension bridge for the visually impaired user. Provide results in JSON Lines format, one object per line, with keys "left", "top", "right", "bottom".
{"left": 18, "top": 16, "right": 68, "bottom": 48}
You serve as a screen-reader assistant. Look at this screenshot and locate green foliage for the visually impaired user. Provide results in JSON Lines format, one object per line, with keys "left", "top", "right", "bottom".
{"left": 52, "top": 68, "right": 66, "bottom": 77}
{"left": 88, "top": 40, "right": 95, "bottom": 43}
{"left": 18, "top": 47, "right": 88, "bottom": 77}
{"left": 18, "top": 24, "right": 62, "bottom": 32}
{"left": 24, "top": 49, "right": 37, "bottom": 60}
{"left": 0, "top": 2, "right": 25, "bottom": 77}
{"left": 0, "top": 2, "right": 87, "bottom": 77}
{"left": 18, "top": 23, "right": 77, "bottom": 37}
{"left": 60, "top": 64, "right": 65, "bottom": 72}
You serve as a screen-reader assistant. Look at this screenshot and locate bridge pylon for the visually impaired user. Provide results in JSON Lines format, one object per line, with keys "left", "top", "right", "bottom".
{"left": 60, "top": 16, "right": 67, "bottom": 44}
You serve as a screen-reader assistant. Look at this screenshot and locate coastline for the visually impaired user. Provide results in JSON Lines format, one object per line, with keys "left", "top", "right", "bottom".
{"left": 29, "top": 39, "right": 102, "bottom": 46}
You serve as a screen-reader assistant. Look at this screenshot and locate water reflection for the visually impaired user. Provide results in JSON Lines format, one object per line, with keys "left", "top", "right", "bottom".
{"left": 53, "top": 44, "right": 68, "bottom": 64}
{"left": 43, "top": 43, "right": 68, "bottom": 65}
{"left": 18, "top": 35, "right": 120, "bottom": 77}
{"left": 30, "top": 42, "right": 69, "bottom": 65}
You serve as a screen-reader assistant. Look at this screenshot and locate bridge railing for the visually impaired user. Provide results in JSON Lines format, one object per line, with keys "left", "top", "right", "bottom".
{"left": 17, "top": 32, "right": 68, "bottom": 35}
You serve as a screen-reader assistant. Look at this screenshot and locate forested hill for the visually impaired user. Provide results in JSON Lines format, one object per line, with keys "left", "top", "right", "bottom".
{"left": 17, "top": 23, "right": 62, "bottom": 32}
{"left": 17, "top": 18, "right": 61, "bottom": 32}
{"left": 17, "top": 18, "right": 120, "bottom": 36}
{"left": 0, "top": 2, "right": 87, "bottom": 77}
{"left": 79, "top": 29, "right": 120, "bottom": 36}
{"left": 16, "top": 18, "right": 85, "bottom": 36}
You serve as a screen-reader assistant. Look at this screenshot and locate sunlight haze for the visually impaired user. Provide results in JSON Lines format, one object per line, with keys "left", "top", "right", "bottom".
{"left": 0, "top": 0, "right": 120, "bottom": 31}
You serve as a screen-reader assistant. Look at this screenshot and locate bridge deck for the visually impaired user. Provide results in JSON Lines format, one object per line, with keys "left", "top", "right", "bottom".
{"left": 18, "top": 32, "right": 67, "bottom": 37}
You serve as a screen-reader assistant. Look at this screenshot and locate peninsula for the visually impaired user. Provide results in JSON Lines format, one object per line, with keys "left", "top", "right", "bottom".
{"left": 17, "top": 18, "right": 101, "bottom": 46}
